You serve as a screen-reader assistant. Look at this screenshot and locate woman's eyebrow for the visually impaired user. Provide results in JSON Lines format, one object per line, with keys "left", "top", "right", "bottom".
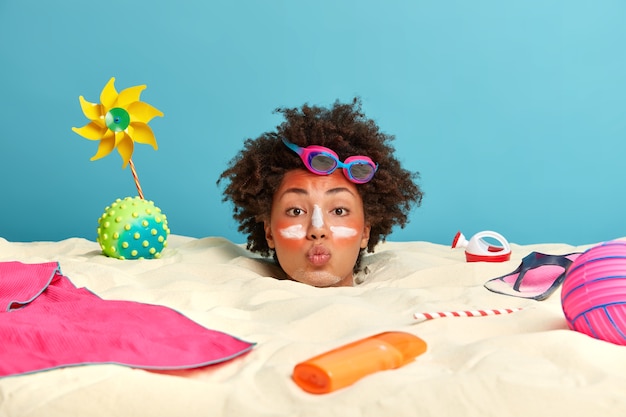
{"left": 278, "top": 188, "right": 308, "bottom": 199}
{"left": 326, "top": 187, "right": 355, "bottom": 196}
{"left": 278, "top": 187, "right": 355, "bottom": 199}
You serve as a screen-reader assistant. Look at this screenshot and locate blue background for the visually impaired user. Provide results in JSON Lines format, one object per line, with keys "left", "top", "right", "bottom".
{"left": 1, "top": 0, "right": 625, "bottom": 246}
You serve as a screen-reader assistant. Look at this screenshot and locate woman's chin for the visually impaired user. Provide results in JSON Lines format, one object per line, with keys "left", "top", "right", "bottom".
{"left": 290, "top": 269, "right": 353, "bottom": 287}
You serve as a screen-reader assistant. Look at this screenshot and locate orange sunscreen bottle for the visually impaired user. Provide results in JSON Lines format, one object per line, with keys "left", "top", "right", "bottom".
{"left": 292, "top": 331, "right": 427, "bottom": 394}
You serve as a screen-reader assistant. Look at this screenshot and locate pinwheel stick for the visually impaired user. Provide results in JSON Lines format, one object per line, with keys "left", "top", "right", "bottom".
{"left": 128, "top": 159, "right": 145, "bottom": 199}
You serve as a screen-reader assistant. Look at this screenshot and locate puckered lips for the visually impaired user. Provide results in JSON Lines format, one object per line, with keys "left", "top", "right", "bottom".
{"left": 307, "top": 245, "right": 331, "bottom": 266}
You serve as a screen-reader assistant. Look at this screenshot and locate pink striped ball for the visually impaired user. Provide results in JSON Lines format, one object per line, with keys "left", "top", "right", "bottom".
{"left": 561, "top": 241, "right": 626, "bottom": 345}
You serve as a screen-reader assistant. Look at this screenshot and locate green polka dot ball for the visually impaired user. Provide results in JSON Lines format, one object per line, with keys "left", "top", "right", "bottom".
{"left": 97, "top": 196, "right": 170, "bottom": 260}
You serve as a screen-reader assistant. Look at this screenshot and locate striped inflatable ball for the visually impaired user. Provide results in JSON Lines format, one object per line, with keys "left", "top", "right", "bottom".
{"left": 561, "top": 240, "right": 626, "bottom": 345}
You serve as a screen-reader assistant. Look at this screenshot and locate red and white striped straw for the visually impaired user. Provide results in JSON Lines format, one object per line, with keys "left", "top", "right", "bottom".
{"left": 413, "top": 307, "right": 523, "bottom": 322}
{"left": 128, "top": 158, "right": 145, "bottom": 200}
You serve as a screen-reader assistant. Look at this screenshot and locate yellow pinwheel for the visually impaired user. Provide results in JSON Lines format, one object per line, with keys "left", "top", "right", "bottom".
{"left": 72, "top": 77, "right": 163, "bottom": 168}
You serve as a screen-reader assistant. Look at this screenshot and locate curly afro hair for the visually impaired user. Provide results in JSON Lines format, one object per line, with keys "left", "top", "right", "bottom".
{"left": 217, "top": 98, "right": 423, "bottom": 269}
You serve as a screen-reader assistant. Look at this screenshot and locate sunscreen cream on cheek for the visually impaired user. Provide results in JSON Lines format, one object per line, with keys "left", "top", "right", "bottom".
{"left": 279, "top": 225, "right": 306, "bottom": 239}
{"left": 330, "top": 226, "right": 358, "bottom": 238}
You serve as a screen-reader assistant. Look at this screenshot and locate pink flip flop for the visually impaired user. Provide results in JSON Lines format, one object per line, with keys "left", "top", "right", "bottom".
{"left": 484, "top": 252, "right": 581, "bottom": 300}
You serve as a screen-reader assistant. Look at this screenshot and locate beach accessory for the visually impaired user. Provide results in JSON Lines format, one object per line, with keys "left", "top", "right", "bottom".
{"left": 97, "top": 196, "right": 169, "bottom": 260}
{"left": 72, "top": 77, "right": 163, "bottom": 176}
{"left": 414, "top": 307, "right": 523, "bottom": 322}
{"left": 282, "top": 138, "right": 378, "bottom": 184}
{"left": 452, "top": 231, "right": 511, "bottom": 262}
{"left": 562, "top": 240, "right": 626, "bottom": 346}
{"left": 72, "top": 78, "right": 169, "bottom": 259}
{"left": 293, "top": 331, "right": 426, "bottom": 394}
{"left": 485, "top": 251, "right": 581, "bottom": 300}
{"left": 0, "top": 261, "right": 254, "bottom": 377}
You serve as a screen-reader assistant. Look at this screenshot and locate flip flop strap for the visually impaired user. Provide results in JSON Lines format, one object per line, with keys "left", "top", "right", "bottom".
{"left": 512, "top": 252, "right": 579, "bottom": 292}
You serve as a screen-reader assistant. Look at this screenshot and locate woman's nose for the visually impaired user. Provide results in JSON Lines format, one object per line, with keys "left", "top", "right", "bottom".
{"left": 308, "top": 230, "right": 326, "bottom": 240}
{"left": 308, "top": 205, "right": 327, "bottom": 239}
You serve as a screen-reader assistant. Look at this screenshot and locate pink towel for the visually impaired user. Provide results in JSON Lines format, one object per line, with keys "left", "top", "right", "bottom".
{"left": 0, "top": 261, "right": 254, "bottom": 377}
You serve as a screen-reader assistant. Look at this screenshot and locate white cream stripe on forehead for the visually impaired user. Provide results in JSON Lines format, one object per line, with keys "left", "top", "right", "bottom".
{"left": 312, "top": 205, "right": 324, "bottom": 228}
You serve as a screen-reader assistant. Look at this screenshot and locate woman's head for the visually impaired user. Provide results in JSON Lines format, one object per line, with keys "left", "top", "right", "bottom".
{"left": 218, "top": 98, "right": 423, "bottom": 286}
{"left": 265, "top": 168, "right": 371, "bottom": 286}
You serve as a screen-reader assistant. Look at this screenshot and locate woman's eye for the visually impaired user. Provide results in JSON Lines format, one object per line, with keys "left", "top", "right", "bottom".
{"left": 333, "top": 207, "right": 349, "bottom": 216}
{"left": 286, "top": 208, "right": 305, "bottom": 216}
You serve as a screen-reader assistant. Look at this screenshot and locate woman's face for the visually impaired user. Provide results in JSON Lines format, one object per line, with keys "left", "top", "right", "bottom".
{"left": 264, "top": 169, "right": 371, "bottom": 287}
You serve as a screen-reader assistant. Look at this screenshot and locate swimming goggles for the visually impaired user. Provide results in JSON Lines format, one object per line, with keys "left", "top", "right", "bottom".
{"left": 282, "top": 138, "right": 378, "bottom": 184}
